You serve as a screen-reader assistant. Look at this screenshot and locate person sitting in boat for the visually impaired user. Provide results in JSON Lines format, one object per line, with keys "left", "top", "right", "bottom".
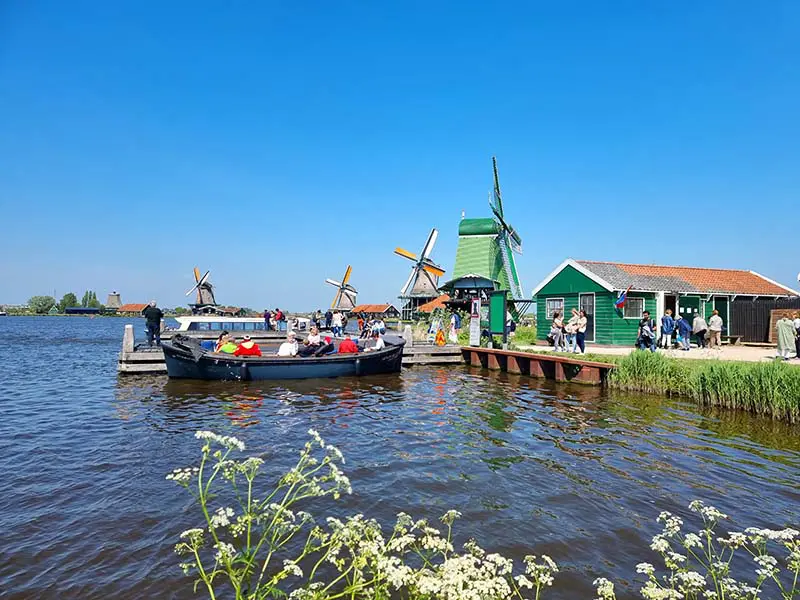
{"left": 214, "top": 331, "right": 230, "bottom": 352}
{"left": 314, "top": 335, "right": 335, "bottom": 356}
{"left": 338, "top": 334, "right": 360, "bottom": 354}
{"left": 298, "top": 326, "right": 322, "bottom": 357}
{"left": 217, "top": 335, "right": 238, "bottom": 354}
{"left": 364, "top": 332, "right": 386, "bottom": 352}
{"left": 277, "top": 332, "right": 298, "bottom": 357}
{"left": 234, "top": 335, "right": 262, "bottom": 357}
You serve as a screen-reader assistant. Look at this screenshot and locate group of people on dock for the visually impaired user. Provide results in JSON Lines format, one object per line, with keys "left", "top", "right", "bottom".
{"left": 262, "top": 308, "right": 287, "bottom": 332}
{"left": 636, "top": 309, "right": 725, "bottom": 352}
{"left": 548, "top": 308, "right": 589, "bottom": 354}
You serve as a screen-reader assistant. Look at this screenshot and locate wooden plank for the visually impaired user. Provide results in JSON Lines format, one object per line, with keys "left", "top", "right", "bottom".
{"left": 117, "top": 362, "right": 167, "bottom": 374}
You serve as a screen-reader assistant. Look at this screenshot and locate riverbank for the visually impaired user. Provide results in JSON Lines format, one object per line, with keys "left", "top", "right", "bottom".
{"left": 519, "top": 347, "right": 800, "bottom": 423}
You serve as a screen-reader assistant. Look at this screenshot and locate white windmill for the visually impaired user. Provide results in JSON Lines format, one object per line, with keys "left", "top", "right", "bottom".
{"left": 394, "top": 228, "right": 446, "bottom": 320}
{"left": 326, "top": 265, "right": 358, "bottom": 310}
{"left": 185, "top": 267, "right": 217, "bottom": 312}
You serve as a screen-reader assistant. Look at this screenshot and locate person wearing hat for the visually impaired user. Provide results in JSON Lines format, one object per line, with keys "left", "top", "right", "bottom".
{"left": 234, "top": 335, "right": 262, "bottom": 357}
{"left": 277, "top": 332, "right": 298, "bottom": 357}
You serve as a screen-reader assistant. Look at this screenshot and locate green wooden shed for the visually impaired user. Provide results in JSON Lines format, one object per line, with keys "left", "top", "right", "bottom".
{"left": 532, "top": 259, "right": 800, "bottom": 346}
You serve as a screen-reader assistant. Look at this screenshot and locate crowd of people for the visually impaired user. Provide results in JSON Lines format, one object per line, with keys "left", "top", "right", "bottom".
{"left": 636, "top": 308, "right": 725, "bottom": 352}
{"left": 262, "top": 308, "right": 287, "bottom": 332}
{"left": 548, "top": 308, "right": 589, "bottom": 354}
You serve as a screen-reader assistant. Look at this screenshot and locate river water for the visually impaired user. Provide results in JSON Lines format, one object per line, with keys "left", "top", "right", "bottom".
{"left": 1, "top": 316, "right": 798, "bottom": 599}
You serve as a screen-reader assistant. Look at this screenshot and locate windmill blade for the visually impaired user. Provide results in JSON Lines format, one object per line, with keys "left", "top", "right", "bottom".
{"left": 193, "top": 267, "right": 201, "bottom": 282}
{"left": 325, "top": 278, "right": 342, "bottom": 287}
{"left": 343, "top": 289, "right": 357, "bottom": 301}
{"left": 344, "top": 283, "right": 358, "bottom": 293}
{"left": 341, "top": 265, "right": 352, "bottom": 286}
{"left": 491, "top": 156, "right": 504, "bottom": 218}
{"left": 421, "top": 228, "right": 438, "bottom": 260}
{"left": 400, "top": 269, "right": 416, "bottom": 296}
{"left": 197, "top": 270, "right": 211, "bottom": 288}
{"left": 422, "top": 263, "right": 445, "bottom": 278}
{"left": 394, "top": 247, "right": 417, "bottom": 261}
{"left": 331, "top": 289, "right": 343, "bottom": 308}
{"left": 185, "top": 282, "right": 200, "bottom": 296}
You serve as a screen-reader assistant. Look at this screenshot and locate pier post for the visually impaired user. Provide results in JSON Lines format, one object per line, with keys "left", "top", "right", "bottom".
{"left": 402, "top": 325, "right": 413, "bottom": 347}
{"left": 122, "top": 324, "right": 135, "bottom": 353}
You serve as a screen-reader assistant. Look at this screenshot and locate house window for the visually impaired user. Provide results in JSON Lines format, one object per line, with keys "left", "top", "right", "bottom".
{"left": 623, "top": 297, "right": 644, "bottom": 319}
{"left": 545, "top": 298, "right": 564, "bottom": 319}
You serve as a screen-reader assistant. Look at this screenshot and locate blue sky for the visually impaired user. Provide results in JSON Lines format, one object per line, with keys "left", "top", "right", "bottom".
{"left": 1, "top": 1, "right": 798, "bottom": 310}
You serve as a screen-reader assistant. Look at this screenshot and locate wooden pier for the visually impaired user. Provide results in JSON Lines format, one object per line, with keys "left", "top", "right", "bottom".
{"left": 460, "top": 347, "right": 615, "bottom": 385}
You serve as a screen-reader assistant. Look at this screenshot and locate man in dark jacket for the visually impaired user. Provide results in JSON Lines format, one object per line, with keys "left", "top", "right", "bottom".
{"left": 141, "top": 300, "right": 164, "bottom": 347}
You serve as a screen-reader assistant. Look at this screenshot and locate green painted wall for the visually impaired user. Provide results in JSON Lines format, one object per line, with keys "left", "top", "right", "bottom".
{"left": 536, "top": 265, "right": 608, "bottom": 295}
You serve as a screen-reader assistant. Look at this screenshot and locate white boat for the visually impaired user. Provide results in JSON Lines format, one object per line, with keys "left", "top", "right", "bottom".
{"left": 172, "top": 315, "right": 311, "bottom": 334}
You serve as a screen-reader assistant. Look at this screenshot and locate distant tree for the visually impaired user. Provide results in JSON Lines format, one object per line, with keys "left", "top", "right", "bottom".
{"left": 88, "top": 291, "right": 102, "bottom": 309}
{"left": 28, "top": 295, "right": 56, "bottom": 314}
{"left": 173, "top": 307, "right": 190, "bottom": 315}
{"left": 58, "top": 292, "right": 79, "bottom": 312}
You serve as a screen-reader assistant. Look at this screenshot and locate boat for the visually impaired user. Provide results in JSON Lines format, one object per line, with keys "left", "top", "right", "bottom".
{"left": 172, "top": 315, "right": 311, "bottom": 333}
{"left": 161, "top": 334, "right": 405, "bottom": 380}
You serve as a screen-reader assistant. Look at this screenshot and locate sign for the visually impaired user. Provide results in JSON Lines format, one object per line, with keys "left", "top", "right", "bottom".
{"left": 488, "top": 291, "right": 507, "bottom": 335}
{"left": 469, "top": 298, "right": 481, "bottom": 346}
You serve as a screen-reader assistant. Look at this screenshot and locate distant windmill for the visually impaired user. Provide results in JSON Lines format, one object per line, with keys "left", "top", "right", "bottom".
{"left": 489, "top": 157, "right": 524, "bottom": 300}
{"left": 394, "top": 228, "right": 446, "bottom": 320}
{"left": 185, "top": 267, "right": 217, "bottom": 309}
{"left": 326, "top": 265, "right": 357, "bottom": 310}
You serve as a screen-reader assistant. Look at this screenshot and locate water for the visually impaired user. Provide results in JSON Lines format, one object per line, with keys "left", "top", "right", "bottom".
{"left": 1, "top": 316, "right": 798, "bottom": 599}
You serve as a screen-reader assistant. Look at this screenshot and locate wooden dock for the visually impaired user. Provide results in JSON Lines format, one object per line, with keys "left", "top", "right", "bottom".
{"left": 460, "top": 347, "right": 615, "bottom": 385}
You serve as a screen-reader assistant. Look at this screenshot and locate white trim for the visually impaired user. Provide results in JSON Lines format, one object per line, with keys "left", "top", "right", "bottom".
{"left": 655, "top": 292, "right": 665, "bottom": 327}
{"left": 749, "top": 271, "right": 800, "bottom": 296}
{"left": 531, "top": 259, "right": 615, "bottom": 297}
{"left": 622, "top": 296, "right": 645, "bottom": 319}
{"left": 578, "top": 292, "right": 596, "bottom": 343}
{"left": 545, "top": 297, "right": 565, "bottom": 320}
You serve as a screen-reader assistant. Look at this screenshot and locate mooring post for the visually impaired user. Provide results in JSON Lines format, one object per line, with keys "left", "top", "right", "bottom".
{"left": 402, "top": 325, "right": 413, "bottom": 347}
{"left": 122, "top": 324, "right": 135, "bottom": 353}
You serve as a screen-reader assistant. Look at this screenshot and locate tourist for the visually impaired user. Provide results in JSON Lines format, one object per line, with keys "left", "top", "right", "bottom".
{"left": 332, "top": 311, "right": 343, "bottom": 337}
{"left": 217, "top": 336, "right": 238, "bottom": 354}
{"left": 338, "top": 334, "right": 359, "bottom": 354}
{"left": 277, "top": 332, "right": 298, "bottom": 357}
{"left": 325, "top": 309, "right": 333, "bottom": 330}
{"left": 660, "top": 309, "right": 675, "bottom": 349}
{"left": 776, "top": 313, "right": 797, "bottom": 361}
{"left": 357, "top": 315, "right": 365, "bottom": 334}
{"left": 675, "top": 315, "right": 692, "bottom": 351}
{"left": 708, "top": 310, "right": 724, "bottom": 349}
{"left": 274, "top": 308, "right": 285, "bottom": 332}
{"left": 315, "top": 335, "right": 335, "bottom": 356}
{"left": 576, "top": 309, "right": 588, "bottom": 354}
{"left": 692, "top": 312, "right": 708, "bottom": 349}
{"left": 364, "top": 331, "right": 386, "bottom": 352}
{"left": 141, "top": 300, "right": 164, "bottom": 347}
{"left": 565, "top": 308, "right": 579, "bottom": 353}
{"left": 377, "top": 318, "right": 386, "bottom": 334}
{"left": 637, "top": 310, "right": 656, "bottom": 351}
{"left": 214, "top": 331, "right": 230, "bottom": 352}
{"left": 550, "top": 311, "right": 566, "bottom": 352}
{"left": 234, "top": 335, "right": 262, "bottom": 357}
{"left": 793, "top": 312, "right": 800, "bottom": 360}
{"left": 264, "top": 309, "right": 271, "bottom": 331}
{"left": 298, "top": 326, "right": 322, "bottom": 357}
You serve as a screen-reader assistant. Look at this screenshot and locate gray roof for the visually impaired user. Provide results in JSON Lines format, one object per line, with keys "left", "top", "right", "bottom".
{"left": 576, "top": 261, "right": 702, "bottom": 293}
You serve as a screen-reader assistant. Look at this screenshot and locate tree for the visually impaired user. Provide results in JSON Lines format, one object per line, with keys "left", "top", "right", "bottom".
{"left": 81, "top": 290, "right": 102, "bottom": 309}
{"left": 28, "top": 295, "right": 56, "bottom": 314}
{"left": 58, "top": 292, "right": 79, "bottom": 312}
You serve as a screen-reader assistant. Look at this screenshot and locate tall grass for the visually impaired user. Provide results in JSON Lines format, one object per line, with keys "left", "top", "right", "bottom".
{"left": 607, "top": 351, "right": 800, "bottom": 423}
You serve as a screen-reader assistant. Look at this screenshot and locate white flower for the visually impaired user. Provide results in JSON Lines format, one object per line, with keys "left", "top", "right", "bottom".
{"left": 282, "top": 559, "right": 303, "bottom": 578}
{"left": 689, "top": 500, "right": 727, "bottom": 523}
{"left": 673, "top": 570, "right": 706, "bottom": 592}
{"left": 683, "top": 533, "right": 702, "bottom": 549}
{"left": 718, "top": 531, "right": 747, "bottom": 548}
{"left": 307, "top": 428, "right": 325, "bottom": 448}
{"left": 594, "top": 577, "right": 615, "bottom": 600}
{"left": 754, "top": 554, "right": 778, "bottom": 579}
{"left": 745, "top": 527, "right": 799, "bottom": 542}
{"left": 213, "top": 541, "right": 236, "bottom": 563}
{"left": 651, "top": 535, "right": 670, "bottom": 553}
{"left": 636, "top": 562, "right": 655, "bottom": 576}
{"left": 210, "top": 506, "right": 234, "bottom": 529}
{"left": 195, "top": 430, "right": 245, "bottom": 451}
{"left": 166, "top": 467, "right": 199, "bottom": 483}
{"left": 440, "top": 510, "right": 462, "bottom": 526}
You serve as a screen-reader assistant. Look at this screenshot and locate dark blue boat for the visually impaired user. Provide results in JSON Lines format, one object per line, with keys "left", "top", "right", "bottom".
{"left": 161, "top": 335, "right": 405, "bottom": 380}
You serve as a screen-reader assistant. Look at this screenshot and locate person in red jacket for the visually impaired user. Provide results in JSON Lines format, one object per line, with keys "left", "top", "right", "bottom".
{"left": 337, "top": 334, "right": 360, "bottom": 354}
{"left": 234, "top": 335, "right": 262, "bottom": 357}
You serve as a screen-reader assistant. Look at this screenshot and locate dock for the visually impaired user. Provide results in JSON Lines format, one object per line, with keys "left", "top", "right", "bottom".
{"left": 460, "top": 346, "right": 615, "bottom": 385}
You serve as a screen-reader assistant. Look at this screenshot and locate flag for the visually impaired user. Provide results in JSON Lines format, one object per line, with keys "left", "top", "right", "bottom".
{"left": 615, "top": 286, "right": 632, "bottom": 309}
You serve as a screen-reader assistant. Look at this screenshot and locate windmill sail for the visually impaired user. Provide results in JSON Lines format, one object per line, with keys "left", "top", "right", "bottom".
{"left": 186, "top": 268, "right": 216, "bottom": 306}
{"left": 326, "top": 266, "right": 357, "bottom": 310}
{"left": 395, "top": 228, "right": 445, "bottom": 298}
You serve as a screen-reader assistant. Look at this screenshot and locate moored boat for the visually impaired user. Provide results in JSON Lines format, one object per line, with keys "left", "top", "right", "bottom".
{"left": 161, "top": 334, "right": 405, "bottom": 380}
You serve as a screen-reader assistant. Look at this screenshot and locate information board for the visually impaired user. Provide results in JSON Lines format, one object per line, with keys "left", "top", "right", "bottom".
{"left": 469, "top": 298, "right": 481, "bottom": 346}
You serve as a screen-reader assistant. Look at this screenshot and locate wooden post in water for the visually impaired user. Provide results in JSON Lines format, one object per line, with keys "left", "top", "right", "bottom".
{"left": 122, "top": 324, "right": 135, "bottom": 353}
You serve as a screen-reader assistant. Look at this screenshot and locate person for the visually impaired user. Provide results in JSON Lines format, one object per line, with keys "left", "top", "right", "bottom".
{"left": 675, "top": 315, "right": 692, "bottom": 351}
{"left": 364, "top": 331, "right": 386, "bottom": 352}
{"left": 451, "top": 311, "right": 462, "bottom": 340}
{"left": 298, "top": 326, "right": 322, "bottom": 357}
{"left": 325, "top": 309, "right": 333, "bottom": 330}
{"left": 264, "top": 309, "right": 271, "bottom": 331}
{"left": 214, "top": 331, "right": 230, "bottom": 352}
{"left": 550, "top": 311, "right": 566, "bottom": 352}
{"left": 338, "top": 334, "right": 359, "bottom": 354}
{"left": 141, "top": 300, "right": 164, "bottom": 347}
{"left": 217, "top": 336, "right": 238, "bottom": 354}
{"left": 565, "top": 309, "right": 579, "bottom": 353}
{"left": 313, "top": 310, "right": 321, "bottom": 328}
{"left": 376, "top": 318, "right": 386, "bottom": 334}
{"left": 357, "top": 316, "right": 365, "bottom": 334}
{"left": 692, "top": 312, "right": 708, "bottom": 349}
{"left": 660, "top": 309, "right": 675, "bottom": 349}
{"left": 576, "top": 309, "right": 588, "bottom": 354}
{"left": 637, "top": 310, "right": 656, "bottom": 352}
{"left": 274, "top": 308, "right": 286, "bottom": 332}
{"left": 332, "top": 311, "right": 343, "bottom": 337}
{"left": 315, "top": 335, "right": 335, "bottom": 356}
{"left": 776, "top": 313, "right": 797, "bottom": 360}
{"left": 234, "top": 335, "right": 262, "bottom": 357}
{"left": 708, "top": 310, "right": 724, "bottom": 349}
{"left": 793, "top": 312, "right": 800, "bottom": 360}
{"left": 277, "top": 332, "right": 299, "bottom": 357}
{"left": 448, "top": 312, "right": 459, "bottom": 344}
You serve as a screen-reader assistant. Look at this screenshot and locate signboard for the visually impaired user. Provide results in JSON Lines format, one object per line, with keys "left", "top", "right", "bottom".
{"left": 469, "top": 298, "right": 481, "bottom": 347}
{"left": 489, "top": 291, "right": 507, "bottom": 335}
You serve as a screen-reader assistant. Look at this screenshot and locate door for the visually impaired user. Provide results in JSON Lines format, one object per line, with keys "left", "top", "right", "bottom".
{"left": 579, "top": 293, "right": 595, "bottom": 342}
{"left": 679, "top": 296, "right": 700, "bottom": 322}
{"left": 714, "top": 296, "right": 730, "bottom": 334}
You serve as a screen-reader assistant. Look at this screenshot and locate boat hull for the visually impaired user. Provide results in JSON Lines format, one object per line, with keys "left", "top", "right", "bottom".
{"left": 162, "top": 336, "right": 404, "bottom": 381}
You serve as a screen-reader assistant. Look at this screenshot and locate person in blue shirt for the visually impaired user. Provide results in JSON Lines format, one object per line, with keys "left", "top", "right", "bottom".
{"left": 660, "top": 310, "right": 675, "bottom": 349}
{"left": 675, "top": 315, "right": 693, "bottom": 351}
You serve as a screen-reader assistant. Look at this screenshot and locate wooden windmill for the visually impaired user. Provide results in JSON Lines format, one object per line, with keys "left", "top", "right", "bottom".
{"left": 394, "top": 228, "right": 446, "bottom": 319}
{"left": 185, "top": 267, "right": 217, "bottom": 312}
{"left": 326, "top": 265, "right": 357, "bottom": 310}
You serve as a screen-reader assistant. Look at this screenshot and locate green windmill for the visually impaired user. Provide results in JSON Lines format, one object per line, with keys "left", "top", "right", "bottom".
{"left": 440, "top": 157, "right": 526, "bottom": 318}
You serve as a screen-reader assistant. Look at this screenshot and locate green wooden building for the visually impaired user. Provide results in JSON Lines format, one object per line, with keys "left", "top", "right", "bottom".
{"left": 532, "top": 259, "right": 800, "bottom": 345}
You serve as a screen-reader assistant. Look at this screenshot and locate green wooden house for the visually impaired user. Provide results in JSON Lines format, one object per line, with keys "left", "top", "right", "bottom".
{"left": 532, "top": 259, "right": 800, "bottom": 345}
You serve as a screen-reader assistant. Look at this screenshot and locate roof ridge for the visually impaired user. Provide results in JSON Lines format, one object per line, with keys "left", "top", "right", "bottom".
{"left": 576, "top": 260, "right": 752, "bottom": 274}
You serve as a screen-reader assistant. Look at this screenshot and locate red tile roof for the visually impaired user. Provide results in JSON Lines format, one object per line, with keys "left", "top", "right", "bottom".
{"left": 350, "top": 304, "right": 398, "bottom": 314}
{"left": 417, "top": 294, "right": 451, "bottom": 313}
{"left": 117, "top": 303, "right": 148, "bottom": 313}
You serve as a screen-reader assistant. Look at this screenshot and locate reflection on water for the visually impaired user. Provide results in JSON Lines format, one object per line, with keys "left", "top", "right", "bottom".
{"left": 1, "top": 317, "right": 799, "bottom": 600}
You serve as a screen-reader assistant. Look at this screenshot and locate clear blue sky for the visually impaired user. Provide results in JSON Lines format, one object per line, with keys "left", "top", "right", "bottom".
{"left": 1, "top": 1, "right": 798, "bottom": 310}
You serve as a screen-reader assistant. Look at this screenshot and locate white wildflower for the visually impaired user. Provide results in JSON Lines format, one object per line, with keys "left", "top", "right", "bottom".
{"left": 307, "top": 428, "right": 325, "bottom": 448}
{"left": 718, "top": 531, "right": 747, "bottom": 549}
{"left": 213, "top": 541, "right": 236, "bottom": 563}
{"left": 515, "top": 574, "right": 534, "bottom": 589}
{"left": 440, "top": 509, "right": 462, "bottom": 526}
{"left": 636, "top": 562, "right": 655, "bottom": 576}
{"left": 689, "top": 500, "right": 727, "bottom": 523}
{"left": 651, "top": 535, "right": 671, "bottom": 553}
{"left": 210, "top": 506, "right": 234, "bottom": 529}
{"left": 683, "top": 533, "right": 702, "bottom": 549}
{"left": 594, "top": 577, "right": 615, "bottom": 600}
{"left": 194, "top": 430, "right": 245, "bottom": 451}
{"left": 326, "top": 444, "right": 344, "bottom": 463}
{"left": 754, "top": 554, "right": 778, "bottom": 579}
{"left": 282, "top": 559, "right": 303, "bottom": 578}
{"left": 673, "top": 570, "right": 706, "bottom": 593}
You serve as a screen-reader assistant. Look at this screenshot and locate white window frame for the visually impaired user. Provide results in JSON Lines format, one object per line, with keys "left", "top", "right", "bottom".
{"left": 545, "top": 297, "right": 564, "bottom": 320}
{"left": 623, "top": 297, "right": 645, "bottom": 319}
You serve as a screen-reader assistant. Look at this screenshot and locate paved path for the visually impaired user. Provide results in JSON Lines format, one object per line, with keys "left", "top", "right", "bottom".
{"left": 515, "top": 343, "right": 799, "bottom": 364}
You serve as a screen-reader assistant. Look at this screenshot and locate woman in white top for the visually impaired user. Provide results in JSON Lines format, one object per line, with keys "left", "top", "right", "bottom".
{"left": 550, "top": 312, "right": 566, "bottom": 352}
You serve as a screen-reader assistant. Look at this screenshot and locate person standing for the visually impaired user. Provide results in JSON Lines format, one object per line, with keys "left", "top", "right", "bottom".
{"left": 264, "top": 309, "right": 271, "bottom": 331}
{"left": 676, "top": 315, "right": 692, "bottom": 351}
{"left": 141, "top": 300, "right": 164, "bottom": 347}
{"left": 660, "top": 309, "right": 675, "bottom": 349}
{"left": 793, "top": 311, "right": 800, "bottom": 360}
{"left": 692, "top": 312, "right": 708, "bottom": 349}
{"left": 707, "top": 309, "right": 724, "bottom": 349}
{"left": 550, "top": 311, "right": 566, "bottom": 352}
{"left": 576, "top": 309, "right": 588, "bottom": 354}
{"left": 637, "top": 310, "right": 656, "bottom": 352}
{"left": 565, "top": 309, "right": 579, "bottom": 353}
{"left": 332, "top": 311, "right": 343, "bottom": 337}
{"left": 776, "top": 313, "right": 797, "bottom": 360}
{"left": 325, "top": 309, "right": 333, "bottom": 330}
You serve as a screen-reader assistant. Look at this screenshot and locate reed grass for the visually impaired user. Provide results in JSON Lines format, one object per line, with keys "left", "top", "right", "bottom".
{"left": 607, "top": 351, "right": 800, "bottom": 423}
